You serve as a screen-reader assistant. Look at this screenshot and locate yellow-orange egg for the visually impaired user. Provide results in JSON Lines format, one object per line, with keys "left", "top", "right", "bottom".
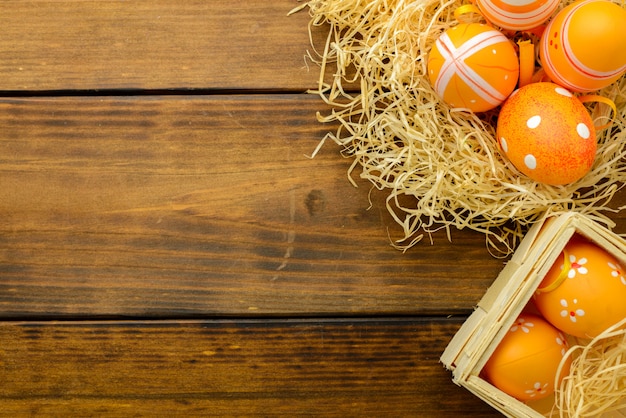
{"left": 483, "top": 314, "right": 571, "bottom": 401}
{"left": 540, "top": 0, "right": 626, "bottom": 92}
{"left": 496, "top": 82, "right": 596, "bottom": 185}
{"left": 428, "top": 23, "right": 519, "bottom": 112}
{"left": 534, "top": 235, "right": 626, "bottom": 338}
{"left": 476, "top": 0, "right": 560, "bottom": 31}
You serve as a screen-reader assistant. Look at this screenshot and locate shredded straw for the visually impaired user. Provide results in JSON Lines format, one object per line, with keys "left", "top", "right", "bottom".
{"left": 295, "top": 0, "right": 626, "bottom": 256}
{"left": 554, "top": 319, "right": 626, "bottom": 417}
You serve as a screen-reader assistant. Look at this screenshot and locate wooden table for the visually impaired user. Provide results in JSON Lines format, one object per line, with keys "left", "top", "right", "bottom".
{"left": 1, "top": 2, "right": 624, "bottom": 416}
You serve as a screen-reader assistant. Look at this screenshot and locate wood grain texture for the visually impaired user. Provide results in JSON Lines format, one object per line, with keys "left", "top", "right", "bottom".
{"left": 0, "top": 318, "right": 500, "bottom": 417}
{"left": 0, "top": 1, "right": 322, "bottom": 91}
{"left": 3, "top": 2, "right": 625, "bottom": 415}
{"left": 0, "top": 95, "right": 507, "bottom": 318}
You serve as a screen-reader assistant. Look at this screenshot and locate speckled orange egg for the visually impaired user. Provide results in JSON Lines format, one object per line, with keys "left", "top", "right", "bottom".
{"left": 428, "top": 23, "right": 519, "bottom": 112}
{"left": 476, "top": 0, "right": 560, "bottom": 31}
{"left": 534, "top": 235, "right": 626, "bottom": 338}
{"left": 540, "top": 0, "right": 626, "bottom": 92}
{"left": 496, "top": 82, "right": 596, "bottom": 185}
{"left": 483, "top": 314, "right": 571, "bottom": 401}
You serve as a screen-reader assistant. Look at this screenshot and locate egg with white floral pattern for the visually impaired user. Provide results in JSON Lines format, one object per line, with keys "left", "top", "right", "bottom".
{"left": 534, "top": 234, "right": 626, "bottom": 338}
{"left": 483, "top": 314, "right": 571, "bottom": 401}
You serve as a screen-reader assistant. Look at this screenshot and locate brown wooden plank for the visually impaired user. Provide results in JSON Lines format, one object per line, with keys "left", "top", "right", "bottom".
{"left": 0, "top": 1, "right": 323, "bottom": 91}
{"left": 0, "top": 95, "right": 514, "bottom": 318}
{"left": 0, "top": 318, "right": 500, "bottom": 416}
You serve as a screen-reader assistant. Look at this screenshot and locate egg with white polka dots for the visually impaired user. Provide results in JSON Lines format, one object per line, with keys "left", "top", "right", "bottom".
{"left": 496, "top": 82, "right": 596, "bottom": 185}
{"left": 428, "top": 23, "right": 519, "bottom": 112}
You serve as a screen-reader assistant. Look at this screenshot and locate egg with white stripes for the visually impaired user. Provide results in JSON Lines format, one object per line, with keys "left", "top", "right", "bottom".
{"left": 427, "top": 23, "right": 519, "bottom": 112}
{"left": 540, "top": 0, "right": 626, "bottom": 92}
{"left": 476, "top": 0, "right": 560, "bottom": 31}
{"left": 496, "top": 82, "right": 597, "bottom": 185}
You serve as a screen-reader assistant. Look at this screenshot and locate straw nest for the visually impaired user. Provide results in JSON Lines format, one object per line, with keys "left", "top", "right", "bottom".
{"left": 295, "top": 0, "right": 626, "bottom": 256}
{"left": 555, "top": 319, "right": 626, "bottom": 417}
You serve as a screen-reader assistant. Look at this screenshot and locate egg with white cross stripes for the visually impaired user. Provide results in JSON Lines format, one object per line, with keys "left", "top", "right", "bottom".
{"left": 428, "top": 23, "right": 519, "bottom": 112}
{"left": 496, "top": 82, "right": 596, "bottom": 185}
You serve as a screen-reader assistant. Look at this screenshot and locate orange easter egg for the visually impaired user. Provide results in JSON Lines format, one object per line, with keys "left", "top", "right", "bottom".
{"left": 496, "top": 82, "right": 596, "bottom": 185}
{"left": 540, "top": 0, "right": 626, "bottom": 92}
{"left": 534, "top": 235, "right": 626, "bottom": 338}
{"left": 476, "top": 0, "right": 560, "bottom": 31}
{"left": 428, "top": 23, "right": 519, "bottom": 112}
{"left": 483, "top": 314, "right": 571, "bottom": 401}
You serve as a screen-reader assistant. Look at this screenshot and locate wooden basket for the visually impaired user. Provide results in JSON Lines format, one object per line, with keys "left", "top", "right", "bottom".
{"left": 441, "top": 212, "right": 626, "bottom": 417}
